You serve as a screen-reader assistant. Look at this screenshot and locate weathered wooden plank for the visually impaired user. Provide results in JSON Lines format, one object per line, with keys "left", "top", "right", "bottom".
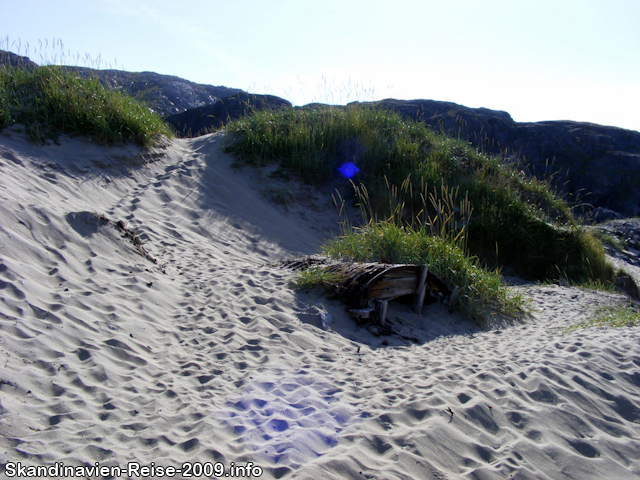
{"left": 374, "top": 300, "right": 388, "bottom": 326}
{"left": 384, "top": 270, "right": 420, "bottom": 279}
{"left": 370, "top": 287, "right": 416, "bottom": 299}
{"left": 413, "top": 266, "right": 429, "bottom": 314}
{"left": 369, "top": 265, "right": 418, "bottom": 296}
{"left": 371, "top": 277, "right": 418, "bottom": 286}
{"left": 382, "top": 274, "right": 416, "bottom": 281}
{"left": 370, "top": 279, "right": 418, "bottom": 293}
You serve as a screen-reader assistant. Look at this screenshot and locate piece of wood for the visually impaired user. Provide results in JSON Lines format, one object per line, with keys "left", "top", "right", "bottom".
{"left": 374, "top": 300, "right": 388, "bottom": 326}
{"left": 364, "top": 266, "right": 420, "bottom": 304}
{"left": 324, "top": 262, "right": 452, "bottom": 308}
{"left": 369, "top": 279, "right": 418, "bottom": 300}
{"left": 281, "top": 256, "right": 453, "bottom": 324}
{"left": 413, "top": 266, "right": 429, "bottom": 314}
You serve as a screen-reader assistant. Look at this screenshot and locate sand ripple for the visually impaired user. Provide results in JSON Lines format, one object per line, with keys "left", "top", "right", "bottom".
{"left": 0, "top": 131, "right": 638, "bottom": 479}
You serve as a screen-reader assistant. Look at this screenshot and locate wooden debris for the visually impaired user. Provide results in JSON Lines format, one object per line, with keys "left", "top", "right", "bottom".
{"left": 374, "top": 300, "right": 389, "bottom": 326}
{"left": 413, "top": 266, "right": 429, "bottom": 314}
{"left": 281, "top": 256, "right": 453, "bottom": 326}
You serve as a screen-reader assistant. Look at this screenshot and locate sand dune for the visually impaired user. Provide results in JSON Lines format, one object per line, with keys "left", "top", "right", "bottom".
{"left": 0, "top": 129, "right": 639, "bottom": 479}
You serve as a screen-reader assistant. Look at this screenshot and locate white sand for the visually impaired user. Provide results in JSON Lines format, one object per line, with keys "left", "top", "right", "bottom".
{"left": 0, "top": 129, "right": 639, "bottom": 479}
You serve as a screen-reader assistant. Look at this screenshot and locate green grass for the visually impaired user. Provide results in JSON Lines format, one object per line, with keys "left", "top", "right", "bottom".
{"left": 0, "top": 63, "right": 172, "bottom": 146}
{"left": 225, "top": 105, "right": 616, "bottom": 285}
{"left": 564, "top": 304, "right": 640, "bottom": 332}
{"left": 287, "top": 267, "right": 348, "bottom": 293}
{"left": 286, "top": 177, "right": 528, "bottom": 323}
{"left": 323, "top": 220, "right": 527, "bottom": 323}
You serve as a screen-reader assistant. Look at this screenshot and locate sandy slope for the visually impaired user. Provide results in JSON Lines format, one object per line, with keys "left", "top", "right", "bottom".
{"left": 0, "top": 129, "right": 639, "bottom": 480}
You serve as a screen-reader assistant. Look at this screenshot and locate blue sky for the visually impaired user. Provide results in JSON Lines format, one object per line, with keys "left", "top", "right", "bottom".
{"left": 2, "top": 0, "right": 639, "bottom": 131}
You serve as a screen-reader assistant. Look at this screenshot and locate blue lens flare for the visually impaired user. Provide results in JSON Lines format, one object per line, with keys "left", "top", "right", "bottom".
{"left": 338, "top": 162, "right": 360, "bottom": 178}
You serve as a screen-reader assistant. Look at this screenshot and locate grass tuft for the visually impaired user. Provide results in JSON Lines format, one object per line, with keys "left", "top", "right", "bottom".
{"left": 287, "top": 267, "right": 348, "bottom": 297}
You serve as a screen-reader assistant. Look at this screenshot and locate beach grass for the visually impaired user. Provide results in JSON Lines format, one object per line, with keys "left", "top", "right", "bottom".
{"left": 325, "top": 220, "right": 526, "bottom": 322}
{"left": 0, "top": 63, "right": 172, "bottom": 146}
{"left": 288, "top": 267, "right": 348, "bottom": 293}
{"left": 224, "top": 104, "right": 618, "bottom": 322}
{"left": 224, "top": 105, "right": 614, "bottom": 281}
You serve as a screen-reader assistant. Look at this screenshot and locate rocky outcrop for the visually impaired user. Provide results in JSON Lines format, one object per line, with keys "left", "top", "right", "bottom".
{"left": 0, "top": 51, "right": 37, "bottom": 69}
{"left": 591, "top": 218, "right": 640, "bottom": 262}
{"left": 63, "top": 67, "right": 242, "bottom": 116}
{"left": 356, "top": 99, "right": 516, "bottom": 149}
{"left": 505, "top": 121, "right": 640, "bottom": 219}
{"left": 355, "top": 99, "right": 640, "bottom": 219}
{"left": 590, "top": 218, "right": 640, "bottom": 299}
{"left": 164, "top": 92, "right": 292, "bottom": 137}
{"left": 1, "top": 50, "right": 241, "bottom": 116}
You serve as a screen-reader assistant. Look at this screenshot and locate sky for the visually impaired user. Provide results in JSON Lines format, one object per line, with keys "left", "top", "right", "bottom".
{"left": 2, "top": 0, "right": 639, "bottom": 131}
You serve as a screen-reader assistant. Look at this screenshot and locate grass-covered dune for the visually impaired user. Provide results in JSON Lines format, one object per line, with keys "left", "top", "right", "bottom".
{"left": 224, "top": 106, "right": 618, "bottom": 322}
{"left": 0, "top": 59, "right": 621, "bottom": 323}
{"left": 0, "top": 63, "right": 172, "bottom": 146}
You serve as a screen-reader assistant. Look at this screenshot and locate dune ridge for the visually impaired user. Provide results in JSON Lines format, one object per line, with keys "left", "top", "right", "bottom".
{"left": 0, "top": 129, "right": 639, "bottom": 479}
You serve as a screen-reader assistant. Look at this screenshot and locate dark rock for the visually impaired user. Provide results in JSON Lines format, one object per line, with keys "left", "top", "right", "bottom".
{"left": 505, "top": 121, "right": 640, "bottom": 218}
{"left": 589, "top": 219, "right": 640, "bottom": 294}
{"left": 0, "top": 51, "right": 38, "bottom": 69}
{"left": 353, "top": 99, "right": 640, "bottom": 218}
{"left": 164, "top": 92, "right": 292, "bottom": 137}
{"left": 62, "top": 67, "right": 242, "bottom": 116}
{"left": 355, "top": 99, "right": 516, "bottom": 150}
{"left": 615, "top": 273, "right": 640, "bottom": 301}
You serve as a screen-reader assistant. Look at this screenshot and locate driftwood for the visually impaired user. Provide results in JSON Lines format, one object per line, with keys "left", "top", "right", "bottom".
{"left": 281, "top": 255, "right": 454, "bottom": 326}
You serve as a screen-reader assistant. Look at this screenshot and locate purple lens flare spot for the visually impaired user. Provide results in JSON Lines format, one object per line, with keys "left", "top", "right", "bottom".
{"left": 338, "top": 162, "right": 359, "bottom": 178}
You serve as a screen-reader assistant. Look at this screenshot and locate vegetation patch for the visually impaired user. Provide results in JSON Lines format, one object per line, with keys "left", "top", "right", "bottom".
{"left": 0, "top": 64, "right": 172, "bottom": 146}
{"left": 225, "top": 105, "right": 620, "bottom": 324}
{"left": 288, "top": 266, "right": 348, "bottom": 294}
